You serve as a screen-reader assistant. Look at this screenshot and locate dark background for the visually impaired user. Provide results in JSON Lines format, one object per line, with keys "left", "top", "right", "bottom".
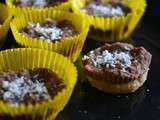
{"left": 0, "top": 0, "right": 160, "bottom": 120}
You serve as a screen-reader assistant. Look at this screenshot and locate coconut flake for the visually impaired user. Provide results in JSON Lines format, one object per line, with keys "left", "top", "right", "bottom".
{"left": 33, "top": 0, "right": 47, "bottom": 7}
{"left": 85, "top": 50, "right": 133, "bottom": 71}
{"left": 2, "top": 76, "right": 50, "bottom": 103}
{"left": 82, "top": 3, "right": 124, "bottom": 17}
{"left": 24, "top": 22, "right": 64, "bottom": 42}
{"left": 15, "top": 0, "right": 47, "bottom": 7}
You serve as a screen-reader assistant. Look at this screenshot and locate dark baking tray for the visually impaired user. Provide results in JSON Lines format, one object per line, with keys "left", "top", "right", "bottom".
{"left": 1, "top": 0, "right": 160, "bottom": 120}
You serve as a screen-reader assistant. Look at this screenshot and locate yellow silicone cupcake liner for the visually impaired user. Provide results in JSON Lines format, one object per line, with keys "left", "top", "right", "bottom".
{"left": 10, "top": 10, "right": 89, "bottom": 62}
{"left": 72, "top": 0, "right": 146, "bottom": 42}
{"left": 0, "top": 48, "right": 77, "bottom": 120}
{"left": 6, "top": 0, "right": 72, "bottom": 16}
{"left": 0, "top": 3, "right": 12, "bottom": 48}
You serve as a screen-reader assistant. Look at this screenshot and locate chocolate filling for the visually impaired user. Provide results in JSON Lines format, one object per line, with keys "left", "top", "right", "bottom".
{"left": 88, "top": 26, "right": 113, "bottom": 41}
{"left": 22, "top": 18, "right": 77, "bottom": 43}
{"left": 0, "top": 68, "right": 65, "bottom": 105}
{"left": 82, "top": 42, "right": 152, "bottom": 84}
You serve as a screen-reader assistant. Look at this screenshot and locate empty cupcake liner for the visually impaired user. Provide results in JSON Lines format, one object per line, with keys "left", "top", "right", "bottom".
{"left": 71, "top": 0, "right": 146, "bottom": 42}
{"left": 10, "top": 10, "right": 89, "bottom": 62}
{"left": 0, "top": 48, "right": 77, "bottom": 120}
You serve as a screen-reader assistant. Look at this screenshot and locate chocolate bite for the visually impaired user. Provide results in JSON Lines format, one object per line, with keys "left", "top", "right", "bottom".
{"left": 81, "top": 0, "right": 131, "bottom": 17}
{"left": 22, "top": 18, "right": 77, "bottom": 43}
{"left": 82, "top": 42, "right": 152, "bottom": 84}
{"left": 82, "top": 42, "right": 152, "bottom": 93}
{"left": 0, "top": 68, "right": 65, "bottom": 105}
{"left": 14, "top": 0, "right": 68, "bottom": 7}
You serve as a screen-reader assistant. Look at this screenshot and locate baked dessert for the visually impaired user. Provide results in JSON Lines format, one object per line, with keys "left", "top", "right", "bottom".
{"left": 82, "top": 42, "right": 152, "bottom": 94}
{"left": 22, "top": 18, "right": 77, "bottom": 43}
{"left": 0, "top": 68, "right": 65, "bottom": 105}
{"left": 13, "top": 0, "right": 68, "bottom": 7}
{"left": 72, "top": 0, "right": 146, "bottom": 42}
{"left": 81, "top": 0, "right": 131, "bottom": 17}
{"left": 10, "top": 11, "right": 89, "bottom": 62}
{"left": 80, "top": 0, "right": 131, "bottom": 41}
{"left": 0, "top": 48, "right": 77, "bottom": 119}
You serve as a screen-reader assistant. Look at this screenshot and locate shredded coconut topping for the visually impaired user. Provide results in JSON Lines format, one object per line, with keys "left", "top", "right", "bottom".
{"left": 2, "top": 76, "right": 50, "bottom": 103}
{"left": 24, "top": 22, "right": 64, "bottom": 42}
{"left": 22, "top": 19, "right": 76, "bottom": 42}
{"left": 84, "top": 50, "right": 133, "bottom": 71}
{"left": 15, "top": 0, "right": 47, "bottom": 7}
{"left": 81, "top": 3, "right": 124, "bottom": 17}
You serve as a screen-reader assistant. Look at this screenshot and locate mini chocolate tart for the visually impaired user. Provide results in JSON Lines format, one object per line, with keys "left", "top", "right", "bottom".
{"left": 21, "top": 18, "right": 78, "bottom": 43}
{"left": 81, "top": 0, "right": 131, "bottom": 17}
{"left": 13, "top": 0, "right": 68, "bottom": 8}
{"left": 80, "top": 0, "right": 131, "bottom": 42}
{"left": 0, "top": 68, "right": 65, "bottom": 105}
{"left": 82, "top": 42, "right": 152, "bottom": 94}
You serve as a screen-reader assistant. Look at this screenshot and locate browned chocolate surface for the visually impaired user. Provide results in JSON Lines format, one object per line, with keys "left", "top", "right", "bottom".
{"left": 22, "top": 19, "right": 77, "bottom": 43}
{"left": 0, "top": 68, "right": 65, "bottom": 104}
{"left": 82, "top": 42, "right": 152, "bottom": 83}
{"left": 81, "top": 0, "right": 131, "bottom": 17}
{"left": 14, "top": 0, "right": 68, "bottom": 7}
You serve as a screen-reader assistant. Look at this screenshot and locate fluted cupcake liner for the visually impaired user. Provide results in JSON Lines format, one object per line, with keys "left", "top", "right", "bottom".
{"left": 71, "top": 0, "right": 146, "bottom": 42}
{"left": 10, "top": 10, "right": 89, "bottom": 62}
{"left": 0, "top": 48, "right": 77, "bottom": 120}
{"left": 6, "top": 0, "right": 72, "bottom": 16}
{"left": 0, "top": 3, "right": 12, "bottom": 48}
